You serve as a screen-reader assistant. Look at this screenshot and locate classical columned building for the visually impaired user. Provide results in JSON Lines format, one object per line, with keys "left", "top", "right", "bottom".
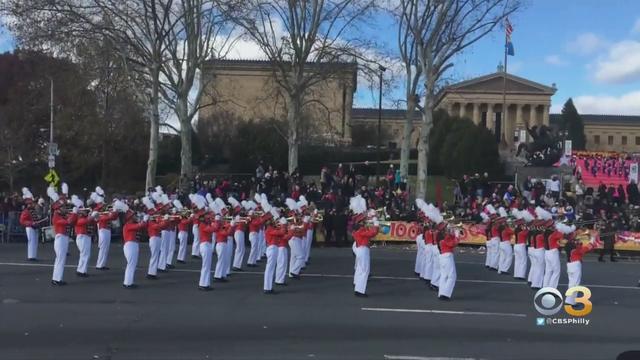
{"left": 435, "top": 71, "right": 557, "bottom": 147}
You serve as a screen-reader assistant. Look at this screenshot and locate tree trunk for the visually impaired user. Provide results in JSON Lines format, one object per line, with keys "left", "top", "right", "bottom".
{"left": 177, "top": 97, "right": 192, "bottom": 179}
{"left": 416, "top": 95, "right": 434, "bottom": 200}
{"left": 145, "top": 68, "right": 161, "bottom": 190}
{"left": 287, "top": 96, "right": 300, "bottom": 174}
{"left": 400, "top": 97, "right": 416, "bottom": 179}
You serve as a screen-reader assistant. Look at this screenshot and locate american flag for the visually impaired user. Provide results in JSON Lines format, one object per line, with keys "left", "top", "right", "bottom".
{"left": 505, "top": 18, "right": 513, "bottom": 40}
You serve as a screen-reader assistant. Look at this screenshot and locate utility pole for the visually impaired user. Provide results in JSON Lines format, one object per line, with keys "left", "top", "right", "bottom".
{"left": 376, "top": 65, "right": 386, "bottom": 183}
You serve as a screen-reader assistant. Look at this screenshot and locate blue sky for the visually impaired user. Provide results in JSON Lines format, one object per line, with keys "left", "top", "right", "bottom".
{"left": 355, "top": 0, "right": 640, "bottom": 115}
{"left": 2, "top": 0, "right": 640, "bottom": 115}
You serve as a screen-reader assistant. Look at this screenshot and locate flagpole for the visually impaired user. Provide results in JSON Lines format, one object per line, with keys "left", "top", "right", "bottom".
{"left": 502, "top": 23, "right": 508, "bottom": 147}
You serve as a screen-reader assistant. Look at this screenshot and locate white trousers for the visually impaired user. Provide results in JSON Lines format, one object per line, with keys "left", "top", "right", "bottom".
{"left": 288, "top": 237, "right": 304, "bottom": 276}
{"left": 415, "top": 235, "right": 425, "bottom": 275}
{"left": 438, "top": 252, "right": 457, "bottom": 298}
{"left": 123, "top": 242, "right": 139, "bottom": 286}
{"left": 259, "top": 229, "right": 267, "bottom": 258}
{"left": 498, "top": 241, "right": 513, "bottom": 274}
{"left": 96, "top": 228, "right": 111, "bottom": 268}
{"left": 513, "top": 243, "right": 527, "bottom": 279}
{"left": 199, "top": 242, "right": 213, "bottom": 287}
{"left": 52, "top": 234, "right": 69, "bottom": 281}
{"left": 214, "top": 242, "right": 227, "bottom": 279}
{"left": 527, "top": 247, "right": 535, "bottom": 282}
{"left": 354, "top": 246, "right": 370, "bottom": 294}
{"left": 430, "top": 245, "right": 441, "bottom": 287}
{"left": 75, "top": 234, "right": 92, "bottom": 274}
{"left": 247, "top": 231, "right": 259, "bottom": 265}
{"left": 530, "top": 248, "right": 545, "bottom": 288}
{"left": 304, "top": 229, "right": 313, "bottom": 263}
{"left": 191, "top": 224, "right": 200, "bottom": 256}
{"left": 233, "top": 230, "right": 245, "bottom": 269}
{"left": 166, "top": 230, "right": 176, "bottom": 266}
{"left": 158, "top": 231, "right": 169, "bottom": 270}
{"left": 276, "top": 246, "right": 288, "bottom": 284}
{"left": 147, "top": 236, "right": 161, "bottom": 276}
{"left": 224, "top": 236, "right": 234, "bottom": 276}
{"left": 421, "top": 243, "right": 434, "bottom": 280}
{"left": 543, "top": 249, "right": 561, "bottom": 289}
{"left": 565, "top": 261, "right": 582, "bottom": 305}
{"left": 25, "top": 227, "right": 38, "bottom": 259}
{"left": 177, "top": 230, "right": 189, "bottom": 262}
{"left": 263, "top": 245, "right": 278, "bottom": 291}
{"left": 486, "top": 237, "right": 500, "bottom": 269}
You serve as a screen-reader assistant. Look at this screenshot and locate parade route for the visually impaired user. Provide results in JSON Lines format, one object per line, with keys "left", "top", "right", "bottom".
{"left": 0, "top": 242, "right": 639, "bottom": 360}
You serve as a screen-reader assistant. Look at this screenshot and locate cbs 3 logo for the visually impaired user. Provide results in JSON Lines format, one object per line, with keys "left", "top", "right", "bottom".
{"left": 533, "top": 286, "right": 592, "bottom": 317}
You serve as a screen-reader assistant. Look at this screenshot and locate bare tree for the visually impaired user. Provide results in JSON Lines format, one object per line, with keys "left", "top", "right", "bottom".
{"left": 159, "top": 0, "right": 237, "bottom": 185}
{"left": 398, "top": 0, "right": 519, "bottom": 198}
{"left": 225, "top": 0, "right": 375, "bottom": 174}
{"left": 3, "top": 0, "right": 175, "bottom": 189}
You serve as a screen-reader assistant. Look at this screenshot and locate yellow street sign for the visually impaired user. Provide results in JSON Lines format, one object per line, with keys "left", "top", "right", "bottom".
{"left": 44, "top": 169, "right": 60, "bottom": 186}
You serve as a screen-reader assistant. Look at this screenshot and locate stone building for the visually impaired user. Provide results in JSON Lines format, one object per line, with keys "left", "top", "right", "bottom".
{"left": 199, "top": 59, "right": 357, "bottom": 145}
{"left": 550, "top": 114, "right": 640, "bottom": 152}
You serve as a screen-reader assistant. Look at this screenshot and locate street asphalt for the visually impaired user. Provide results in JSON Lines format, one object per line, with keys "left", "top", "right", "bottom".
{"left": 0, "top": 240, "right": 639, "bottom": 360}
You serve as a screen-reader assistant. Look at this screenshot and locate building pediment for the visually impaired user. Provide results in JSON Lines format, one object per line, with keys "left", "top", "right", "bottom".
{"left": 444, "top": 72, "right": 557, "bottom": 95}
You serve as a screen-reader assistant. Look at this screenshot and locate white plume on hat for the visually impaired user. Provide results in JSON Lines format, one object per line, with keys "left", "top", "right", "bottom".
{"left": 161, "top": 194, "right": 170, "bottom": 205}
{"left": 71, "top": 195, "right": 83, "bottom": 208}
{"left": 113, "top": 199, "right": 129, "bottom": 213}
{"left": 285, "top": 198, "right": 298, "bottom": 212}
{"left": 555, "top": 222, "right": 576, "bottom": 234}
{"left": 297, "top": 196, "right": 308, "bottom": 210}
{"left": 485, "top": 204, "right": 497, "bottom": 215}
{"left": 262, "top": 201, "right": 272, "bottom": 213}
{"left": 95, "top": 186, "right": 105, "bottom": 197}
{"left": 61, "top": 182, "right": 69, "bottom": 195}
{"left": 511, "top": 208, "right": 522, "bottom": 219}
{"left": 254, "top": 193, "right": 261, "bottom": 204}
{"left": 215, "top": 198, "right": 226, "bottom": 211}
{"left": 22, "top": 187, "right": 33, "bottom": 200}
{"left": 151, "top": 190, "right": 162, "bottom": 204}
{"left": 228, "top": 196, "right": 240, "bottom": 209}
{"left": 260, "top": 193, "right": 268, "bottom": 204}
{"left": 193, "top": 195, "right": 207, "bottom": 210}
{"left": 349, "top": 195, "right": 366, "bottom": 215}
{"left": 270, "top": 207, "right": 280, "bottom": 220}
{"left": 278, "top": 217, "right": 287, "bottom": 225}
{"left": 424, "top": 203, "right": 443, "bottom": 224}
{"left": 205, "top": 193, "right": 214, "bottom": 205}
{"left": 172, "top": 199, "right": 184, "bottom": 210}
{"left": 155, "top": 185, "right": 164, "bottom": 194}
{"left": 521, "top": 210, "right": 534, "bottom": 223}
{"left": 535, "top": 206, "right": 553, "bottom": 220}
{"left": 142, "top": 196, "right": 155, "bottom": 210}
{"left": 241, "top": 200, "right": 249, "bottom": 210}
{"left": 480, "top": 212, "right": 490, "bottom": 223}
{"left": 498, "top": 207, "right": 508, "bottom": 218}
{"left": 247, "top": 200, "right": 258, "bottom": 210}
{"left": 47, "top": 186, "right": 59, "bottom": 202}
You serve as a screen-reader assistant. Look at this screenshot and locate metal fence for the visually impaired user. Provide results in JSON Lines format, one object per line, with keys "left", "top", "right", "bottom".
{"left": 0, "top": 212, "right": 25, "bottom": 243}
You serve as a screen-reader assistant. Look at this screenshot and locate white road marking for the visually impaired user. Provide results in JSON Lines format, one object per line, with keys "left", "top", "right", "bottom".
{"left": 363, "top": 307, "right": 527, "bottom": 318}
{"left": 0, "top": 261, "right": 638, "bottom": 290}
{"left": 384, "top": 356, "right": 480, "bottom": 360}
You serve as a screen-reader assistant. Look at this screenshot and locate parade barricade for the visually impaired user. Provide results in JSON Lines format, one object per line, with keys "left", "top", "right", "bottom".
{"left": 371, "top": 220, "right": 640, "bottom": 251}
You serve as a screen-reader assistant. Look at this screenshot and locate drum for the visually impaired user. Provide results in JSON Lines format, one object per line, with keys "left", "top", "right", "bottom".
{"left": 111, "top": 218, "right": 121, "bottom": 229}
{"left": 42, "top": 226, "right": 55, "bottom": 243}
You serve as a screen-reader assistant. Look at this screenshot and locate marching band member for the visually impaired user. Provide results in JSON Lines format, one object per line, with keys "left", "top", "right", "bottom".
{"left": 285, "top": 198, "right": 305, "bottom": 279}
{"left": 94, "top": 191, "right": 119, "bottom": 270}
{"left": 543, "top": 220, "right": 571, "bottom": 289}
{"left": 247, "top": 204, "right": 267, "bottom": 267}
{"left": 49, "top": 185, "right": 77, "bottom": 286}
{"left": 484, "top": 204, "right": 500, "bottom": 271}
{"left": 563, "top": 232, "right": 600, "bottom": 305}
{"left": 421, "top": 222, "right": 434, "bottom": 283}
{"left": 177, "top": 212, "right": 193, "bottom": 264}
{"left": 296, "top": 196, "right": 312, "bottom": 265}
{"left": 19, "top": 188, "right": 41, "bottom": 261}
{"left": 214, "top": 215, "right": 233, "bottom": 282}
{"left": 438, "top": 224, "right": 460, "bottom": 301}
{"left": 352, "top": 217, "right": 379, "bottom": 298}
{"left": 497, "top": 207, "right": 514, "bottom": 275}
{"left": 73, "top": 195, "right": 98, "bottom": 277}
{"left": 258, "top": 193, "right": 269, "bottom": 261}
{"left": 166, "top": 215, "right": 178, "bottom": 269}
{"left": 530, "top": 220, "right": 547, "bottom": 290}
{"left": 512, "top": 209, "right": 532, "bottom": 280}
{"left": 526, "top": 220, "right": 537, "bottom": 285}
{"left": 145, "top": 196, "right": 169, "bottom": 280}
{"left": 198, "top": 212, "right": 217, "bottom": 291}
{"left": 414, "top": 199, "right": 427, "bottom": 276}
{"left": 190, "top": 194, "right": 203, "bottom": 259}
{"left": 122, "top": 209, "right": 147, "bottom": 288}
{"left": 264, "top": 216, "right": 287, "bottom": 294}
{"left": 275, "top": 209, "right": 289, "bottom": 286}
{"left": 229, "top": 197, "right": 246, "bottom": 271}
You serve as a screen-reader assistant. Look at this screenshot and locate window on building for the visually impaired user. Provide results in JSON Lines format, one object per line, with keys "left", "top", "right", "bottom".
{"left": 636, "top": 136, "right": 640, "bottom": 145}
{"left": 622, "top": 136, "right": 627, "bottom": 145}
{"left": 594, "top": 135, "right": 600, "bottom": 144}
{"left": 608, "top": 136, "right": 614, "bottom": 145}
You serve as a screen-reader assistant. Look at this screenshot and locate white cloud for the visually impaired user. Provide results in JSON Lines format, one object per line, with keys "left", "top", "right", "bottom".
{"left": 566, "top": 32, "right": 607, "bottom": 55}
{"left": 544, "top": 54, "right": 568, "bottom": 66}
{"left": 593, "top": 40, "right": 640, "bottom": 83}
{"left": 573, "top": 91, "right": 640, "bottom": 115}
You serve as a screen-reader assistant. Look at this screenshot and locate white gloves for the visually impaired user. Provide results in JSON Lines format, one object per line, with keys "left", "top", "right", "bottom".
{"left": 72, "top": 207, "right": 78, "bottom": 214}
{"left": 143, "top": 215, "right": 150, "bottom": 222}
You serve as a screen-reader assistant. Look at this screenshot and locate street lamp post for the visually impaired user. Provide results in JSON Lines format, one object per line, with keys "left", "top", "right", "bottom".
{"left": 48, "top": 76, "right": 55, "bottom": 169}
{"left": 376, "top": 65, "right": 386, "bottom": 183}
